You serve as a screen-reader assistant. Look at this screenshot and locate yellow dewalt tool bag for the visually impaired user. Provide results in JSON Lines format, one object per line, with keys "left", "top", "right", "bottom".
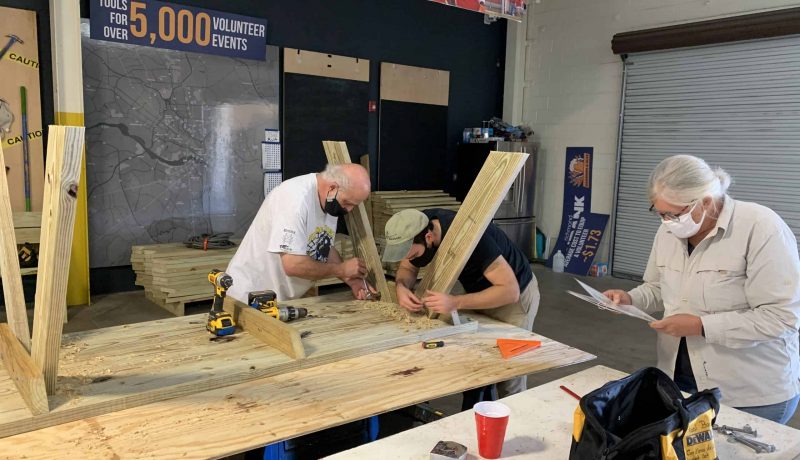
{"left": 570, "top": 367, "right": 720, "bottom": 460}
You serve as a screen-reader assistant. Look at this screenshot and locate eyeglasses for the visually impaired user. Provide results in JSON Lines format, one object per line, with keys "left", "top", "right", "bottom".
{"left": 649, "top": 203, "right": 693, "bottom": 223}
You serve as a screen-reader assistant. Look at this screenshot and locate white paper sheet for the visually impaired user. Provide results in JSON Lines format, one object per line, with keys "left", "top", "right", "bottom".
{"left": 567, "top": 279, "right": 657, "bottom": 322}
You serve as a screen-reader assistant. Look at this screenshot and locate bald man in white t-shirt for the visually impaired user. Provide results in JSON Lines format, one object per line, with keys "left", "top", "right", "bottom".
{"left": 227, "top": 163, "right": 375, "bottom": 302}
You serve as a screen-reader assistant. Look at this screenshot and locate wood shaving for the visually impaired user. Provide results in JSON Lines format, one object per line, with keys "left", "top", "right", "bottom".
{"left": 358, "top": 300, "right": 438, "bottom": 329}
{"left": 60, "top": 341, "right": 89, "bottom": 363}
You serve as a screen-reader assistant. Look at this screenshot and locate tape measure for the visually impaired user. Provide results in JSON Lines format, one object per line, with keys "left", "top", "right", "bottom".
{"left": 18, "top": 242, "right": 37, "bottom": 268}
{"left": 422, "top": 340, "right": 444, "bottom": 349}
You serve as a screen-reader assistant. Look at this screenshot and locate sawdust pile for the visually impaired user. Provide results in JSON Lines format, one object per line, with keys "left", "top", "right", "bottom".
{"left": 60, "top": 341, "right": 89, "bottom": 363}
{"left": 360, "top": 300, "right": 438, "bottom": 330}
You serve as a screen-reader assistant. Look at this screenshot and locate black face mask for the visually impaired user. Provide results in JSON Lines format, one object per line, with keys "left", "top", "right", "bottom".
{"left": 410, "top": 242, "right": 437, "bottom": 268}
{"left": 324, "top": 189, "right": 348, "bottom": 217}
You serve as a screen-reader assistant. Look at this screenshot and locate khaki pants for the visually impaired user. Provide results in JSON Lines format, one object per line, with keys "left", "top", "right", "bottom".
{"left": 478, "top": 276, "right": 541, "bottom": 397}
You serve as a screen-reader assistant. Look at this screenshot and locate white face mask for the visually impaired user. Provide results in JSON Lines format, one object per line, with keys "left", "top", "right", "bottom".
{"left": 662, "top": 202, "right": 705, "bottom": 238}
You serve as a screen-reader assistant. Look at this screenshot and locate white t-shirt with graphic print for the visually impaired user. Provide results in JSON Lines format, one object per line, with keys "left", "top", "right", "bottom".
{"left": 226, "top": 173, "right": 338, "bottom": 302}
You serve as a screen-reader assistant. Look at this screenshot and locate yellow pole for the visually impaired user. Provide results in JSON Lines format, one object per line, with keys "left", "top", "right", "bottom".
{"left": 50, "top": 0, "right": 90, "bottom": 306}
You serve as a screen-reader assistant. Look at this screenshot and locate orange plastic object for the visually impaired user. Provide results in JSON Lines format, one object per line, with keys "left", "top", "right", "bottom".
{"left": 496, "top": 338, "right": 542, "bottom": 359}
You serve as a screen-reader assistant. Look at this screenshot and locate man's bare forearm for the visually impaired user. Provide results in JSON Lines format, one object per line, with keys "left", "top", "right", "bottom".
{"left": 395, "top": 260, "right": 419, "bottom": 290}
{"left": 281, "top": 254, "right": 341, "bottom": 280}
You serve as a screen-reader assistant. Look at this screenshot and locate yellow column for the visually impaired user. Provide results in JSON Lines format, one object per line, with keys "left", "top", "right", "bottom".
{"left": 50, "top": 0, "right": 90, "bottom": 306}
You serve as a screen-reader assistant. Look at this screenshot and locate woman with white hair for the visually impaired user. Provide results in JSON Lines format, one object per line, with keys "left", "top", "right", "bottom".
{"left": 604, "top": 154, "right": 800, "bottom": 424}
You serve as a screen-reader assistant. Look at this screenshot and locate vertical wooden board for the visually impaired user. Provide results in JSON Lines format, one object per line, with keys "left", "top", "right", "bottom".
{"left": 223, "top": 298, "right": 305, "bottom": 360}
{"left": 0, "top": 6, "right": 45, "bottom": 212}
{"left": 0, "top": 324, "right": 47, "bottom": 415}
{"left": 0, "top": 143, "right": 30, "bottom": 349}
{"left": 322, "top": 141, "right": 392, "bottom": 302}
{"left": 415, "top": 152, "right": 528, "bottom": 312}
{"left": 31, "top": 126, "right": 85, "bottom": 394}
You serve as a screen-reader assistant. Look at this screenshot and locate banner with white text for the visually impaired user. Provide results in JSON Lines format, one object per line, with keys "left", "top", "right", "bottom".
{"left": 90, "top": 0, "right": 267, "bottom": 60}
{"left": 549, "top": 147, "right": 609, "bottom": 275}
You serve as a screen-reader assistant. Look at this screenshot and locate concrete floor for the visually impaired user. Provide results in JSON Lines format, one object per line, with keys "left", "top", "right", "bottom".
{"left": 5, "top": 264, "right": 797, "bottom": 455}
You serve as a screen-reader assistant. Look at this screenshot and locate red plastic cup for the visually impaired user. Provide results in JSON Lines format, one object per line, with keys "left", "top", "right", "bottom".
{"left": 474, "top": 401, "right": 511, "bottom": 459}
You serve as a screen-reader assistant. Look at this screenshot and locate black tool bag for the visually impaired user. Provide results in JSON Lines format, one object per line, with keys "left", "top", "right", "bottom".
{"left": 570, "top": 367, "right": 721, "bottom": 460}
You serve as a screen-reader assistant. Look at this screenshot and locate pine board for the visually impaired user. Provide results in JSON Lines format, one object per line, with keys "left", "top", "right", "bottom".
{"left": 0, "top": 143, "right": 30, "bottom": 349}
{"left": 0, "top": 324, "right": 47, "bottom": 415}
{"left": 370, "top": 190, "right": 460, "bottom": 238}
{"left": 372, "top": 190, "right": 445, "bottom": 197}
{"left": 31, "top": 126, "right": 85, "bottom": 393}
{"left": 415, "top": 152, "right": 528, "bottom": 318}
{"left": 323, "top": 141, "right": 391, "bottom": 301}
{"left": 0, "top": 292, "right": 476, "bottom": 438}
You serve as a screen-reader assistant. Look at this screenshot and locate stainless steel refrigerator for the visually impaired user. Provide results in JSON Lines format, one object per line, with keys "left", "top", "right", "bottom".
{"left": 455, "top": 141, "right": 537, "bottom": 260}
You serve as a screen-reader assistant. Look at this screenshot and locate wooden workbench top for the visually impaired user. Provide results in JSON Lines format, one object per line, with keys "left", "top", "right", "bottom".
{"left": 0, "top": 292, "right": 479, "bottom": 438}
{"left": 0, "top": 309, "right": 594, "bottom": 458}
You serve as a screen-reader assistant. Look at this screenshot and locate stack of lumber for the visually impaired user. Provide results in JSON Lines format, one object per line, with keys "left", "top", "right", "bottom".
{"left": 131, "top": 243, "right": 239, "bottom": 316}
{"left": 132, "top": 236, "right": 354, "bottom": 313}
{"left": 370, "top": 190, "right": 461, "bottom": 239}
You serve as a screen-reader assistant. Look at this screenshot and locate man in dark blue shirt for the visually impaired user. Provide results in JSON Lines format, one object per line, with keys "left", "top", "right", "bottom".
{"left": 382, "top": 208, "right": 540, "bottom": 396}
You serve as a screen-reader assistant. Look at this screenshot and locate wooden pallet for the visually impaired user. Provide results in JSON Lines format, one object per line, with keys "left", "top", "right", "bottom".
{"left": 131, "top": 236, "right": 354, "bottom": 315}
{"left": 370, "top": 190, "right": 461, "bottom": 238}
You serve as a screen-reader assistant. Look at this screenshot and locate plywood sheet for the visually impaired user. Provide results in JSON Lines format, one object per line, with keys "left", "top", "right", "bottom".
{"left": 0, "top": 292, "right": 476, "bottom": 438}
{"left": 284, "top": 48, "right": 369, "bottom": 82}
{"left": 0, "top": 6, "right": 45, "bottom": 212}
{"left": 380, "top": 62, "right": 449, "bottom": 106}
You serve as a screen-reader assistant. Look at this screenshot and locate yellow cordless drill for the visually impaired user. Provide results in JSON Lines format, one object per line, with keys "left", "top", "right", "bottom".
{"left": 248, "top": 290, "right": 308, "bottom": 322}
{"left": 207, "top": 269, "right": 236, "bottom": 336}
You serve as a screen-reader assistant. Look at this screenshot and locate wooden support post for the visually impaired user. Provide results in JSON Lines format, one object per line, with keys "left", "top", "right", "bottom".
{"left": 322, "top": 141, "right": 392, "bottom": 302}
{"left": 223, "top": 297, "right": 306, "bottom": 360}
{"left": 50, "top": 0, "right": 91, "bottom": 308}
{"left": 415, "top": 151, "right": 528, "bottom": 320}
{"left": 0, "top": 144, "right": 31, "bottom": 350}
{"left": 0, "top": 324, "right": 48, "bottom": 415}
{"left": 31, "top": 125, "right": 85, "bottom": 394}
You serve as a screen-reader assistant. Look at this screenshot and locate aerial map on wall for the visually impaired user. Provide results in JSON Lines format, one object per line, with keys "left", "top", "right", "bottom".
{"left": 81, "top": 24, "right": 278, "bottom": 268}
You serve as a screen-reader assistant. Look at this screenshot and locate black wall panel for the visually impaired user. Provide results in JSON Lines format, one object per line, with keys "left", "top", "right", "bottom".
{"left": 283, "top": 74, "right": 368, "bottom": 180}
{"left": 379, "top": 100, "right": 448, "bottom": 190}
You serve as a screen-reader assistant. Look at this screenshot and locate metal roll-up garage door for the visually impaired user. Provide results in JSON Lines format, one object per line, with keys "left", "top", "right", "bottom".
{"left": 612, "top": 34, "right": 800, "bottom": 279}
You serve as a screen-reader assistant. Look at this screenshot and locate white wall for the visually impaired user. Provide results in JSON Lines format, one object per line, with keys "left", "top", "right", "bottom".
{"left": 521, "top": 0, "right": 800, "bottom": 261}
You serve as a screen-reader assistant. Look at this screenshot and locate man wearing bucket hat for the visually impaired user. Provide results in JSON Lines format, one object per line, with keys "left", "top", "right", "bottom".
{"left": 382, "top": 208, "right": 540, "bottom": 396}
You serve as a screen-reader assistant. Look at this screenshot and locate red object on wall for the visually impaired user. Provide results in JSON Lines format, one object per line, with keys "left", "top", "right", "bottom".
{"left": 368, "top": 100, "right": 377, "bottom": 112}
{"left": 428, "top": 0, "right": 526, "bottom": 18}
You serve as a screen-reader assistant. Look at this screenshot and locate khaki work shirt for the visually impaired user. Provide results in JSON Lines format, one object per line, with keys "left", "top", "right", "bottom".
{"left": 629, "top": 196, "right": 800, "bottom": 407}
